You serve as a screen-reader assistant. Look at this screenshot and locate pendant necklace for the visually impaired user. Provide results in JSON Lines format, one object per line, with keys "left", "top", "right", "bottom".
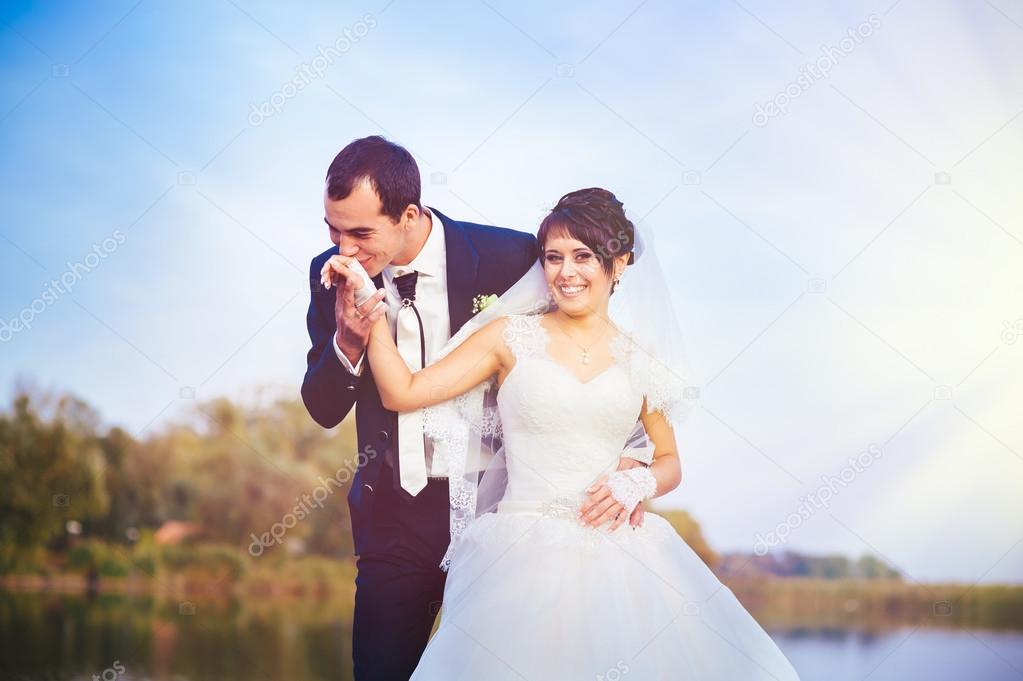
{"left": 553, "top": 318, "right": 608, "bottom": 365}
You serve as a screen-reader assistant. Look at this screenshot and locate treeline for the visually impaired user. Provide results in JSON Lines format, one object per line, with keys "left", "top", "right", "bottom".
{"left": 0, "top": 387, "right": 361, "bottom": 575}
{"left": 718, "top": 550, "right": 902, "bottom": 580}
{"left": 0, "top": 386, "right": 897, "bottom": 583}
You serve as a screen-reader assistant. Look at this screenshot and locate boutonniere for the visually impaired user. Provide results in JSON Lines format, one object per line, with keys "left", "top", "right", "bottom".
{"left": 472, "top": 293, "right": 499, "bottom": 314}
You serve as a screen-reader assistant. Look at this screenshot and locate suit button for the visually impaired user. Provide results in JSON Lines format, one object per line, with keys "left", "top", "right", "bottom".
{"left": 345, "top": 383, "right": 357, "bottom": 392}
{"left": 377, "top": 430, "right": 389, "bottom": 442}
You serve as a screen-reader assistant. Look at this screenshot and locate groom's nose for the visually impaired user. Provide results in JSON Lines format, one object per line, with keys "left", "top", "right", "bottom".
{"left": 338, "top": 238, "right": 359, "bottom": 257}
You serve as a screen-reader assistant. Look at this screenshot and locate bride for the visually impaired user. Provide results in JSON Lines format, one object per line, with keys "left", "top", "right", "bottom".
{"left": 352, "top": 188, "right": 801, "bottom": 680}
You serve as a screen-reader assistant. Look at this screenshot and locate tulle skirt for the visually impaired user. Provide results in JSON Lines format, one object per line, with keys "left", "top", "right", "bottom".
{"left": 410, "top": 509, "right": 801, "bottom": 680}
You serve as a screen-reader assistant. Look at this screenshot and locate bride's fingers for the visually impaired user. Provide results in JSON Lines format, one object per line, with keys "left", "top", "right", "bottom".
{"left": 321, "top": 264, "right": 344, "bottom": 290}
{"left": 578, "top": 486, "right": 609, "bottom": 516}
{"left": 628, "top": 504, "right": 644, "bottom": 528}
{"left": 581, "top": 496, "right": 616, "bottom": 525}
{"left": 325, "top": 254, "right": 352, "bottom": 271}
{"left": 320, "top": 258, "right": 340, "bottom": 284}
{"left": 591, "top": 504, "right": 622, "bottom": 528}
{"left": 321, "top": 255, "right": 355, "bottom": 289}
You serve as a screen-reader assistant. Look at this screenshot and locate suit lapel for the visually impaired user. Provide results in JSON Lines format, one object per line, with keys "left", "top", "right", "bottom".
{"left": 431, "top": 207, "right": 479, "bottom": 335}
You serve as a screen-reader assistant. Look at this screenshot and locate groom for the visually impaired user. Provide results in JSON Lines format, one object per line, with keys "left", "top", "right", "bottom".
{"left": 301, "top": 136, "right": 538, "bottom": 680}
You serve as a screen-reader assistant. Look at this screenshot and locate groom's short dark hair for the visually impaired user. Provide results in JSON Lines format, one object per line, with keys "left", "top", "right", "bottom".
{"left": 325, "top": 136, "right": 422, "bottom": 221}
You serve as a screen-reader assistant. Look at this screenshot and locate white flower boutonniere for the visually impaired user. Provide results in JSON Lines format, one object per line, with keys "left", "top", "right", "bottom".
{"left": 472, "top": 293, "right": 499, "bottom": 315}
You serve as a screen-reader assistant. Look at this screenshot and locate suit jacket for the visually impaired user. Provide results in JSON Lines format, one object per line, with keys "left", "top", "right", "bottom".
{"left": 301, "top": 207, "right": 539, "bottom": 554}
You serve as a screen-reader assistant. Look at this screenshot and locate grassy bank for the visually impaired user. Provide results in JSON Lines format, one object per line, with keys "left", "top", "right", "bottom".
{"left": 3, "top": 539, "right": 1022, "bottom": 632}
{"left": 728, "top": 576, "right": 1023, "bottom": 632}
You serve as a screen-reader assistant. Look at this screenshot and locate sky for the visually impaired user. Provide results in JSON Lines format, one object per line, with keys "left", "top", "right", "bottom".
{"left": 1, "top": 0, "right": 1021, "bottom": 584}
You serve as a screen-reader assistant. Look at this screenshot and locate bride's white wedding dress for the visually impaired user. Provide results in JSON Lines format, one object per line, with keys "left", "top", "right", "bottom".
{"left": 410, "top": 314, "right": 801, "bottom": 680}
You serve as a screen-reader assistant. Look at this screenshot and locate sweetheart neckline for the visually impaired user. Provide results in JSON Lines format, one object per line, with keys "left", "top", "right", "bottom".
{"left": 497, "top": 315, "right": 629, "bottom": 390}
{"left": 535, "top": 317, "right": 627, "bottom": 384}
{"left": 497, "top": 354, "right": 625, "bottom": 394}
{"left": 536, "top": 355, "right": 622, "bottom": 386}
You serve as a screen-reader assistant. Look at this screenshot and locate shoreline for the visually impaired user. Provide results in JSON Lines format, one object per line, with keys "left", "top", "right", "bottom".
{"left": 4, "top": 572, "right": 1021, "bottom": 633}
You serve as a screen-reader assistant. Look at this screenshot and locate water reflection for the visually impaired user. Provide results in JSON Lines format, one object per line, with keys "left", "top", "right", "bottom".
{"left": 2, "top": 591, "right": 1021, "bottom": 680}
{"left": 0, "top": 592, "right": 352, "bottom": 681}
{"left": 775, "top": 627, "right": 1023, "bottom": 681}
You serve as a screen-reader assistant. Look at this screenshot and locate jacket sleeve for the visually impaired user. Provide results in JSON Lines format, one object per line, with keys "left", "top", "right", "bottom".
{"left": 300, "top": 255, "right": 360, "bottom": 428}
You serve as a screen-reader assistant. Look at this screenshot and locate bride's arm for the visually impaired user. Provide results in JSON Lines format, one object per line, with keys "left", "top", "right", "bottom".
{"left": 637, "top": 400, "right": 682, "bottom": 496}
{"left": 580, "top": 399, "right": 681, "bottom": 529}
{"left": 366, "top": 314, "right": 507, "bottom": 412}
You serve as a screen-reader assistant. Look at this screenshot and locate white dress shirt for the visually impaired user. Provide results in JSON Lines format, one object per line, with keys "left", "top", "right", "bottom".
{"left": 332, "top": 207, "right": 452, "bottom": 476}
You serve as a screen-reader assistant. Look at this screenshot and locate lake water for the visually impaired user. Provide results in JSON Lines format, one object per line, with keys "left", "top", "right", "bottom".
{"left": 776, "top": 628, "right": 1023, "bottom": 680}
{"left": 1, "top": 592, "right": 1021, "bottom": 680}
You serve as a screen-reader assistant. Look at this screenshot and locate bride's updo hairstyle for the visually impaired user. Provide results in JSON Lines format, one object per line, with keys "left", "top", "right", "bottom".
{"left": 537, "top": 187, "right": 637, "bottom": 277}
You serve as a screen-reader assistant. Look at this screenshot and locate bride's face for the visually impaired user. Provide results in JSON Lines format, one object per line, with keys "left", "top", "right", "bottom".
{"left": 542, "top": 234, "right": 625, "bottom": 313}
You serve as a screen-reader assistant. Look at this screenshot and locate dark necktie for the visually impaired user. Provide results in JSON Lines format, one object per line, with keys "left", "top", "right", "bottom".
{"left": 393, "top": 270, "right": 426, "bottom": 369}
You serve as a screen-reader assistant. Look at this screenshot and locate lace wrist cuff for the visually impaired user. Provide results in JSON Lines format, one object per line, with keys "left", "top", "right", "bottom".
{"left": 606, "top": 467, "right": 657, "bottom": 515}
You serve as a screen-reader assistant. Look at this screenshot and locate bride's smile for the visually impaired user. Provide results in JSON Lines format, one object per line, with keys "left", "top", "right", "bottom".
{"left": 543, "top": 236, "right": 619, "bottom": 313}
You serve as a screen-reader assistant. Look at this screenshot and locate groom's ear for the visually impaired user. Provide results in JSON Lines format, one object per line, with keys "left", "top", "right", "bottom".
{"left": 399, "top": 204, "right": 420, "bottom": 229}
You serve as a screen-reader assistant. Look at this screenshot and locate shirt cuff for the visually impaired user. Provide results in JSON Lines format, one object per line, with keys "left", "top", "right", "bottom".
{"left": 332, "top": 334, "right": 365, "bottom": 376}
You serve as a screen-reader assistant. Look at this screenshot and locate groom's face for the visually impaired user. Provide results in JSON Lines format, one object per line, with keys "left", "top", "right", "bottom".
{"left": 323, "top": 179, "right": 408, "bottom": 277}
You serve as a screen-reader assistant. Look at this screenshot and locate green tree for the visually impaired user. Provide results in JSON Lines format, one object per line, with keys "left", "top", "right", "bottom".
{"left": 0, "top": 391, "right": 110, "bottom": 572}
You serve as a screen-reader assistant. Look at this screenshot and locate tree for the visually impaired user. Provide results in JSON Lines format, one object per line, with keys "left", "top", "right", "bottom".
{"left": 0, "top": 391, "right": 110, "bottom": 572}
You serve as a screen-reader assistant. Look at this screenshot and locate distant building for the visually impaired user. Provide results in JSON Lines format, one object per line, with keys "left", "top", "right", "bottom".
{"left": 153, "top": 521, "right": 202, "bottom": 545}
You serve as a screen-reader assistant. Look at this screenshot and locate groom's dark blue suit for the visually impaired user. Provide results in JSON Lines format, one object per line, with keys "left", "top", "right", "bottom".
{"left": 302, "top": 208, "right": 538, "bottom": 681}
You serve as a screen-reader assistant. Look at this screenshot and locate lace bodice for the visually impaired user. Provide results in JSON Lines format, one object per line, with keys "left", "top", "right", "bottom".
{"left": 495, "top": 314, "right": 645, "bottom": 512}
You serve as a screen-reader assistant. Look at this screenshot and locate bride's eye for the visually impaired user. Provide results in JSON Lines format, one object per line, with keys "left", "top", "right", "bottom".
{"left": 544, "top": 253, "right": 563, "bottom": 264}
{"left": 575, "top": 252, "right": 593, "bottom": 262}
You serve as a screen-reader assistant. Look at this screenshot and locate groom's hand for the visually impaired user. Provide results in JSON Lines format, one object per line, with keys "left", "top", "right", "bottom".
{"left": 577, "top": 459, "right": 646, "bottom": 531}
{"left": 321, "top": 255, "right": 386, "bottom": 366}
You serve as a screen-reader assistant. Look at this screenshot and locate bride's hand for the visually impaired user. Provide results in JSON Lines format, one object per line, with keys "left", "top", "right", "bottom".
{"left": 579, "top": 473, "right": 626, "bottom": 530}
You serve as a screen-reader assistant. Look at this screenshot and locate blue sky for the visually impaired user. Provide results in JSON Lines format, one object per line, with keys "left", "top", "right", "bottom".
{"left": 1, "top": 0, "right": 1022, "bottom": 583}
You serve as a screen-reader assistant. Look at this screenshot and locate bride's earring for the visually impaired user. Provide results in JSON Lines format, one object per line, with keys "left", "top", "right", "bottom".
{"left": 611, "top": 277, "right": 621, "bottom": 293}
